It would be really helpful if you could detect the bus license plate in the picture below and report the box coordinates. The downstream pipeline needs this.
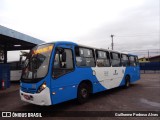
[23,94,31,100]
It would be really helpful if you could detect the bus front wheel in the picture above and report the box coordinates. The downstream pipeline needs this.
[77,83,89,104]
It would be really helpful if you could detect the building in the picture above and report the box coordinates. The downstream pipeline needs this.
[149,55,160,62]
[139,55,160,63]
[0,25,45,87]
[0,25,44,63]
[138,57,150,63]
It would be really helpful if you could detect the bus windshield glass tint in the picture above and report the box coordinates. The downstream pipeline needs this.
[22,44,53,80]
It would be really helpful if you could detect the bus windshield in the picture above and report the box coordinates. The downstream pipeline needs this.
[22,44,53,81]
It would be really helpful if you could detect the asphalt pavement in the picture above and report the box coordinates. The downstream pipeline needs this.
[0,73,160,120]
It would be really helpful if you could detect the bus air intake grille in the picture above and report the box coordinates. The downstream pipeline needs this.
[21,87,36,94]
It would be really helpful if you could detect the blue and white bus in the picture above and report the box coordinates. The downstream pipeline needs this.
[20,41,140,106]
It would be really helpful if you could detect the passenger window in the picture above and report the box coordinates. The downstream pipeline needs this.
[135,56,139,66]
[75,47,95,67]
[129,56,136,66]
[53,48,74,78]
[121,54,129,66]
[96,50,110,67]
[110,52,121,67]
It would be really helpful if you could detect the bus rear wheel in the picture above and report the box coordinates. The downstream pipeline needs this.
[77,83,89,104]
[125,75,130,88]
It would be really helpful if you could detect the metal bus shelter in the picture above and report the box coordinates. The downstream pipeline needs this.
[0,25,44,89]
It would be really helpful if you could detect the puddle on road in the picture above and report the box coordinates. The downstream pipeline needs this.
[140,98,160,108]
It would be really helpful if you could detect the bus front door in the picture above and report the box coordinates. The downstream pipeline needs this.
[50,46,77,104]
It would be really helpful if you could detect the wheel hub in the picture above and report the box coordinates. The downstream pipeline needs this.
[81,88,87,98]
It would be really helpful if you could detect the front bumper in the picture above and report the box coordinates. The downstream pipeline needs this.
[20,87,51,106]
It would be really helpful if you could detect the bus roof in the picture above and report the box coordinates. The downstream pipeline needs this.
[38,41,137,56]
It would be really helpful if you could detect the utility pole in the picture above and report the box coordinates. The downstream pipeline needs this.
[111,34,114,50]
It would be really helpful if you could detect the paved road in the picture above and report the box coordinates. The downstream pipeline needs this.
[0,74,160,119]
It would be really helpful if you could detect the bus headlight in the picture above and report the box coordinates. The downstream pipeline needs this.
[37,82,46,93]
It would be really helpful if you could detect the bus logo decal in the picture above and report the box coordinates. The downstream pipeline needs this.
[113,70,118,75]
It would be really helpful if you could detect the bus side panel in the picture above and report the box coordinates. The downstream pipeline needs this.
[119,66,132,86]
[132,65,140,82]
[136,65,140,80]
[51,65,140,105]
[129,66,140,83]
[10,70,22,81]
[92,66,127,90]
[76,68,109,93]
[50,67,107,105]
[50,71,78,105]
[119,66,140,86]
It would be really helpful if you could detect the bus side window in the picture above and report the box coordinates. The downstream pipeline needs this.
[110,52,121,67]
[135,56,139,66]
[53,48,74,78]
[96,50,110,67]
[121,54,129,67]
[75,47,95,67]
[129,56,136,66]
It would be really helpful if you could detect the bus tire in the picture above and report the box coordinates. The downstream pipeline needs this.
[125,75,130,88]
[77,83,90,104]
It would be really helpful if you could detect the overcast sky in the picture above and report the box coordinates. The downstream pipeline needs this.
[0,0,159,61]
